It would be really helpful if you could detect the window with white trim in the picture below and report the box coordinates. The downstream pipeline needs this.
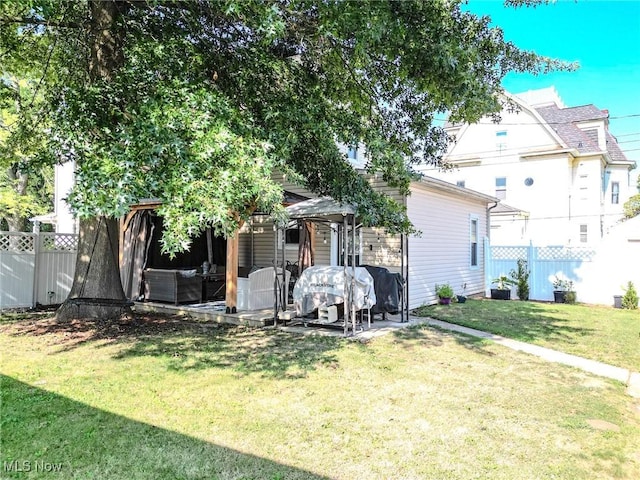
[470,216,479,268]
[495,130,507,153]
[579,224,588,243]
[495,177,506,200]
[579,174,588,200]
[611,182,620,204]
[285,227,299,245]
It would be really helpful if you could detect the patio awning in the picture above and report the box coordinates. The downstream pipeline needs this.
[285,197,356,223]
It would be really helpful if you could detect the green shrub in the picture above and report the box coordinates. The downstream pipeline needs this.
[509,259,530,301]
[621,281,638,310]
[435,283,454,299]
[563,291,577,304]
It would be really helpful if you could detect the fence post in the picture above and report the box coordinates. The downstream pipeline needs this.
[527,241,535,300]
[32,232,41,309]
[484,236,491,298]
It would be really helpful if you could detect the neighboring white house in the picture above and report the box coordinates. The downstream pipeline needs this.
[422,87,637,246]
[575,215,640,305]
[32,161,77,234]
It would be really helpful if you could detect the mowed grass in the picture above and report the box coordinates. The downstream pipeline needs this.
[1,313,640,479]
[414,298,640,372]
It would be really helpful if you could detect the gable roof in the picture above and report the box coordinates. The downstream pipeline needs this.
[285,196,356,223]
[414,175,499,204]
[535,104,605,153]
[534,104,632,165]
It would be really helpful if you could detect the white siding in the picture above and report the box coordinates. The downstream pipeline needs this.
[238,171,491,310]
[406,185,488,308]
[54,161,77,233]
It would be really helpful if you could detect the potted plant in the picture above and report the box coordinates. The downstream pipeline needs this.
[490,275,515,300]
[456,283,467,304]
[435,283,455,305]
[552,276,576,304]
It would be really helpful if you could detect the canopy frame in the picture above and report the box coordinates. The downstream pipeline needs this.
[276,197,363,335]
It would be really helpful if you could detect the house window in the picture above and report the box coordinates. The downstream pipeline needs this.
[495,177,507,200]
[496,130,507,153]
[470,216,479,268]
[456,180,466,188]
[579,174,588,200]
[611,182,619,204]
[579,224,588,243]
[347,147,358,160]
[285,227,299,245]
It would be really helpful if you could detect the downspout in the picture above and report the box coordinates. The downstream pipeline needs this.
[486,201,499,298]
[487,201,499,243]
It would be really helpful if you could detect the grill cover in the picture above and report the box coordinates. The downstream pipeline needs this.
[293,266,376,316]
[362,265,404,314]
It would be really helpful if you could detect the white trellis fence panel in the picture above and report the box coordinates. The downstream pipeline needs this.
[0,233,36,309]
[486,241,598,302]
[35,233,79,306]
[0,232,78,310]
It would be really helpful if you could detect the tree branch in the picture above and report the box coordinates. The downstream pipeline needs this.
[0,17,81,29]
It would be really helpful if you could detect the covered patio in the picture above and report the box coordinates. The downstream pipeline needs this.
[133,299,415,340]
[122,195,408,337]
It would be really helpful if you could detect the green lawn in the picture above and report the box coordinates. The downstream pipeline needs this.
[1,312,639,479]
[414,298,640,372]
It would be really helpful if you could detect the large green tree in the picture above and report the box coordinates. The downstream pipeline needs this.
[0,75,54,232]
[1,0,569,320]
[0,17,55,232]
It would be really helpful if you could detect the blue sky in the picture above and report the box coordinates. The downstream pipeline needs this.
[463,0,640,168]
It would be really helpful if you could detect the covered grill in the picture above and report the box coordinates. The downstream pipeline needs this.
[292,266,376,317]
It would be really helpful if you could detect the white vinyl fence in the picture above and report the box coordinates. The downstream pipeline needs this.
[0,232,78,310]
[485,238,640,305]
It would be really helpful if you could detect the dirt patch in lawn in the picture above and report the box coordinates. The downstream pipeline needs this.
[0,311,228,349]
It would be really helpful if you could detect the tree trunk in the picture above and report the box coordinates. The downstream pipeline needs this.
[56,1,131,322]
[56,216,131,321]
[3,166,29,232]
[5,215,27,233]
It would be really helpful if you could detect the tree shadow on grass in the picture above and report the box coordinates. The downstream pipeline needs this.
[390,323,497,357]
[414,299,597,345]
[1,375,329,480]
[0,313,343,379]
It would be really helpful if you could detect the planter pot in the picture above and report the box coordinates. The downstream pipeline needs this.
[490,289,511,300]
[439,297,452,305]
[456,295,467,304]
[553,290,566,303]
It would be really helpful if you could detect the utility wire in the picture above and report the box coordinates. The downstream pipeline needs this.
[493,211,634,221]
[445,139,637,160]
[434,113,640,125]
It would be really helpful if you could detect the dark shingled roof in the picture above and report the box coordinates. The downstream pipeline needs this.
[535,104,629,162]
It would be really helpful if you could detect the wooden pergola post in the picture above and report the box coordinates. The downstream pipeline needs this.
[225,229,239,313]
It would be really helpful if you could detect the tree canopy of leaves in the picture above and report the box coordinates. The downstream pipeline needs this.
[0,2,55,231]
[1,0,570,253]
